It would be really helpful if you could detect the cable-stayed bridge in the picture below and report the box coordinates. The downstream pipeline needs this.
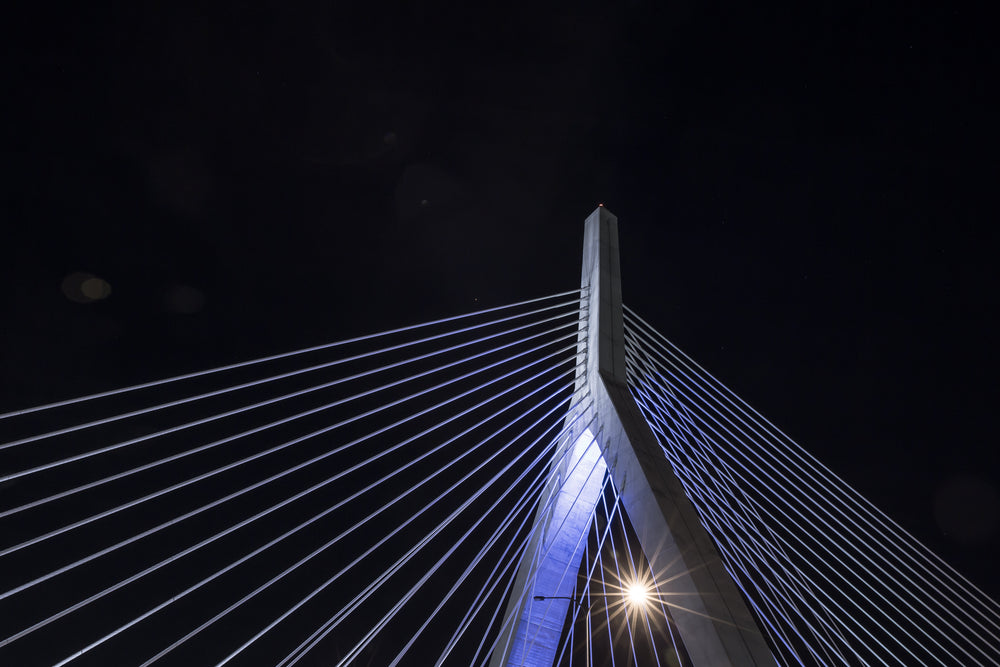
[1,208,998,666]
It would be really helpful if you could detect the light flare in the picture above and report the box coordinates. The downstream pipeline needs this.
[626,582,650,608]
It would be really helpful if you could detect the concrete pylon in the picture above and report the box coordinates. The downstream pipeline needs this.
[490,207,776,666]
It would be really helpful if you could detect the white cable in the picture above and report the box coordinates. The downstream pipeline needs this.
[0,290,583,420]
[625,326,999,662]
[2,351,580,648]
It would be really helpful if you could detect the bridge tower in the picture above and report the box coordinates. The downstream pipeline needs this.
[490,207,777,666]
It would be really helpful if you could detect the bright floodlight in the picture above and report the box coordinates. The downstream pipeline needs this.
[626,582,650,607]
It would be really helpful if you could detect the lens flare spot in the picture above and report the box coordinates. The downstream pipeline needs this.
[80,277,111,300]
[61,272,111,303]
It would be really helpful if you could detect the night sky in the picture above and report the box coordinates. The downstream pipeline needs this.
[4,0,998,651]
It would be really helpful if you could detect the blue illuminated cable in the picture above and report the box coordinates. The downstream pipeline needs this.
[256,389,598,667]
[437,415,603,667]
[568,488,624,660]
[468,522,555,667]
[582,492,624,665]
[166,399,591,667]
[310,424,606,667]
[626,345,852,664]
[624,317,1000,640]
[550,505,605,667]
[632,387,849,666]
[613,481,689,667]
[552,548,587,667]
[268,409,602,667]
[572,581,580,667]
[626,362,855,663]
[625,306,1000,624]
[435,413,598,665]
[387,414,601,666]
[648,550,684,667]
[627,349,934,665]
[573,574,580,667]
[540,486,621,664]
[472,451,619,667]
[432,411,600,667]
[22,352,582,658]
[0,289,583,420]
[637,605,659,666]
[515,436,611,657]
[0,332,578,563]
[600,376,812,667]
[599,485,639,665]
[611,485,666,667]
[626,349,956,664]
[640,411,917,667]
[0,345,579,616]
[3,313,581,481]
[586,533,594,667]
[501,428,610,662]
[391,423,606,666]
[13,353,580,659]
[596,539,618,667]
[2,315,581,513]
[624,327,1000,660]
[317,423,604,667]
[116,377,590,667]
[626,341,851,657]
[600,488,656,667]
[552,490,621,664]
[491,468,611,667]
[628,381,847,666]
[0,307,580,453]
[11,353,582,658]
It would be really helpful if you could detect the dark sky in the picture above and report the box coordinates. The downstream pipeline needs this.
[3,0,998,651]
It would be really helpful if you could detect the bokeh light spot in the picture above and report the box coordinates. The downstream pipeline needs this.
[81,277,111,300]
[61,272,111,303]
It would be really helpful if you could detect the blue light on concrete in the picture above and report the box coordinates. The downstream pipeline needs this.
[505,428,607,665]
